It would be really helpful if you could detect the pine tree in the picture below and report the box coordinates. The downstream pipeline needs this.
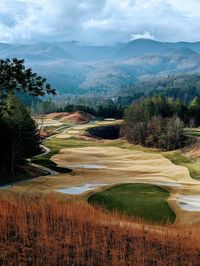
[0,58,56,178]
[1,95,41,176]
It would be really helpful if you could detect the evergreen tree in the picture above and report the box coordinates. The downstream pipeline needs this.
[0,58,56,179]
[189,97,200,125]
[1,95,41,177]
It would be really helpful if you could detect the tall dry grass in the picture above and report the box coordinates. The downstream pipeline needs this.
[0,194,200,266]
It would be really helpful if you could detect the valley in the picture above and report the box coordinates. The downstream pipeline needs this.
[2,113,200,225]
[2,1,200,264]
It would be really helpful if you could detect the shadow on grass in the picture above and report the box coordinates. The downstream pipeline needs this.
[33,156,72,173]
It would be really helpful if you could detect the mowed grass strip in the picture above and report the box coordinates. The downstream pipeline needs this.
[88,183,175,224]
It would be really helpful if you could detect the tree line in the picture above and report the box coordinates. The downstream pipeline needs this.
[31,100,124,119]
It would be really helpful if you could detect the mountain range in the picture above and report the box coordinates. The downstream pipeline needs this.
[1,39,200,94]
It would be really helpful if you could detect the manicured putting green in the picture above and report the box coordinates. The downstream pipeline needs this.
[88,183,175,223]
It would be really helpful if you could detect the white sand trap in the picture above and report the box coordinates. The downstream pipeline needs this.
[67,130,80,134]
[152,181,182,188]
[69,164,106,169]
[56,134,72,139]
[177,195,200,211]
[104,118,116,121]
[44,120,63,126]
[56,183,108,195]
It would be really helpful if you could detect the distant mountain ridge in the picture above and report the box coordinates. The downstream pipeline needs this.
[1,39,200,94]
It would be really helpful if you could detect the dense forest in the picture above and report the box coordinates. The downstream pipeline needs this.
[30,73,200,116]
[118,74,200,105]
[123,96,200,150]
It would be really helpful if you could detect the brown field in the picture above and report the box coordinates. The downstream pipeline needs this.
[1,194,200,266]
[34,111,94,126]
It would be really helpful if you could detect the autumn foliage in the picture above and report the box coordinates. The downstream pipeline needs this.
[0,194,200,265]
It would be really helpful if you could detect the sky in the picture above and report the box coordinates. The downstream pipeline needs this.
[0,0,200,44]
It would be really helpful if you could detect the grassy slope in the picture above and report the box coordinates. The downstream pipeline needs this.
[88,183,175,224]
[32,137,100,172]
[32,138,74,173]
[163,151,200,180]
[106,139,200,182]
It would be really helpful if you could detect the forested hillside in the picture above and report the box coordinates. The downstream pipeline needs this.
[1,40,200,94]
[118,74,200,104]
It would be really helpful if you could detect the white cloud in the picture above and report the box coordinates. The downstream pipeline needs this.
[0,0,200,44]
[130,32,155,41]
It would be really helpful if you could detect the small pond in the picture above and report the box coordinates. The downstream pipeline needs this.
[87,125,121,140]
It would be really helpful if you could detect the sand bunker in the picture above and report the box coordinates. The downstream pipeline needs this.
[151,181,182,188]
[56,183,108,195]
[177,195,200,211]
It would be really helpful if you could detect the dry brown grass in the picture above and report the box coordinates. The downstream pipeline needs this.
[1,194,200,266]
[40,111,94,124]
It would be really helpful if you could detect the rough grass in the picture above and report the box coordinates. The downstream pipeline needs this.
[32,137,98,173]
[32,138,73,173]
[164,151,200,180]
[0,195,200,266]
[43,137,158,152]
[88,183,175,224]
[43,123,72,132]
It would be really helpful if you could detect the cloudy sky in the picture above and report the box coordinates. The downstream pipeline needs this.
[0,0,200,44]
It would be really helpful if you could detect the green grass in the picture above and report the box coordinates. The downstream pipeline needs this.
[88,183,175,224]
[43,123,73,132]
[183,128,200,137]
[163,151,200,181]
[32,138,75,173]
